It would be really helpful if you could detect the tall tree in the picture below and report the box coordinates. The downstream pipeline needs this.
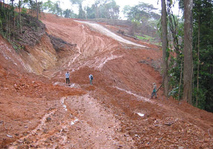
[161,0,169,97]
[192,0,213,111]
[86,5,96,19]
[123,2,160,22]
[70,0,85,19]
[25,0,42,19]
[193,0,201,107]
[42,0,62,16]
[86,0,119,19]
[183,0,193,104]
[103,0,119,19]
[63,9,71,18]
[42,0,54,11]
[63,9,76,18]
[35,0,38,19]
[123,2,160,38]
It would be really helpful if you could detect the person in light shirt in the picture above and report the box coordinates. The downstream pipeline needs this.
[65,71,70,85]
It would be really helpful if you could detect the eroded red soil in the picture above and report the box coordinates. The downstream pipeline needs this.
[0,13,212,148]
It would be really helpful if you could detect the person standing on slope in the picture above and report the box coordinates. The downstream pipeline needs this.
[89,74,93,85]
[65,71,70,85]
[151,83,157,99]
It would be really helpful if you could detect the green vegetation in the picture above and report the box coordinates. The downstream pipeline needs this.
[123,2,160,42]
[192,0,213,111]
[161,0,213,112]
[42,0,63,16]
[136,35,154,41]
[42,0,159,42]
[0,0,45,51]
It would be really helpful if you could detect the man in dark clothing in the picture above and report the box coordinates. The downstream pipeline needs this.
[89,74,93,85]
[151,83,157,99]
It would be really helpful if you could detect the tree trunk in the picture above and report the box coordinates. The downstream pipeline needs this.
[78,3,85,19]
[178,61,183,100]
[19,0,22,32]
[196,16,200,107]
[11,0,14,27]
[183,0,193,104]
[36,0,39,19]
[161,0,169,97]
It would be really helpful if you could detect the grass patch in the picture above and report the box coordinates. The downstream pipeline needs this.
[137,35,154,41]
[137,35,161,46]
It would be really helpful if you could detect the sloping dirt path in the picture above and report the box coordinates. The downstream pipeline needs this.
[114,86,213,131]
[75,20,147,48]
[8,93,135,148]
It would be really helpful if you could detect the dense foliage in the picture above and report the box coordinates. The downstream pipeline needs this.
[166,0,213,112]
[85,0,120,19]
[0,0,45,50]
[42,0,120,19]
[122,2,160,41]
[192,0,213,112]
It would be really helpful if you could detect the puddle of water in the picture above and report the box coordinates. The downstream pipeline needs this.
[137,113,145,117]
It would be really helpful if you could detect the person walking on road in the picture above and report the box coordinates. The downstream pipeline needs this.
[151,83,157,99]
[89,74,93,85]
[65,71,70,85]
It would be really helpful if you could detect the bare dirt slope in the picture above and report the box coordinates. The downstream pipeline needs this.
[0,13,213,148]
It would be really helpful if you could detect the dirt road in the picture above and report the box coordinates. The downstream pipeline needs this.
[75,20,147,48]
[8,93,135,148]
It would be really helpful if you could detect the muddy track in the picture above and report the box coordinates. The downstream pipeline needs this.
[75,20,147,48]
[8,93,135,149]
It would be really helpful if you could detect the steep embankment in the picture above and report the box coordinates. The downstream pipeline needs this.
[0,13,212,148]
[40,14,162,96]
